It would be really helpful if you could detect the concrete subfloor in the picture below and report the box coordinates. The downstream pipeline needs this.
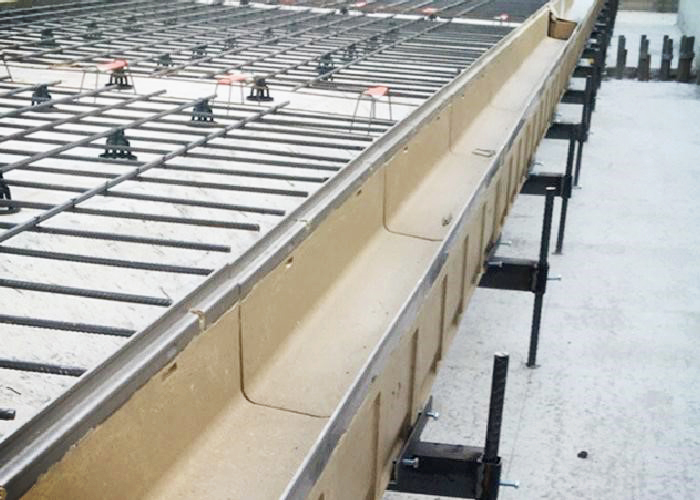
[385,75,700,498]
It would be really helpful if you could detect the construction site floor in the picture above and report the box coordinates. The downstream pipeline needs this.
[386,27,700,500]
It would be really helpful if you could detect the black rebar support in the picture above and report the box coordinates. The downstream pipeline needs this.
[31,84,52,107]
[191,98,215,124]
[39,28,56,47]
[157,53,173,68]
[99,129,137,160]
[247,76,273,101]
[108,68,132,89]
[317,53,335,81]
[85,21,100,40]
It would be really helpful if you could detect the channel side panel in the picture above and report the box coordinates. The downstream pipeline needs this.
[301,2,606,499]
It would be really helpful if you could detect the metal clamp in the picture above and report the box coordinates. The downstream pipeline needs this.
[388,354,511,499]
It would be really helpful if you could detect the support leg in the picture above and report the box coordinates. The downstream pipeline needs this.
[554,132,576,254]
[527,188,555,368]
[573,133,585,187]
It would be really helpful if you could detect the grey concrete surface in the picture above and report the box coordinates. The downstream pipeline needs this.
[385,77,700,499]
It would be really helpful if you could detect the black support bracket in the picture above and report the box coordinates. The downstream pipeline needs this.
[479,189,556,367]
[387,354,513,499]
[539,121,578,253]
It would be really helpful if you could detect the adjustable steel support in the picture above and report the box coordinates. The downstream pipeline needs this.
[479,189,557,368]
[572,64,598,112]
[561,74,594,140]
[521,144,574,253]
[548,116,585,187]
[387,354,513,499]
[582,44,603,90]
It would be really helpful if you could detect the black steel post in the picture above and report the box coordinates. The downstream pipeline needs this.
[582,75,594,137]
[616,35,626,79]
[554,132,576,254]
[678,36,696,83]
[660,36,673,81]
[527,188,555,368]
[638,35,650,81]
[594,46,603,90]
[483,353,509,462]
[573,127,585,187]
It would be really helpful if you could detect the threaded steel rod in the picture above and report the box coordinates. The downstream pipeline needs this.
[483,352,509,463]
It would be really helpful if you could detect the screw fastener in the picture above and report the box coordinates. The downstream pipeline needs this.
[401,457,420,469]
[500,480,520,489]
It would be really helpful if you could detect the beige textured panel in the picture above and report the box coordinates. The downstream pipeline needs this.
[241,172,440,417]
[24,308,242,500]
[387,30,568,242]
[144,403,326,500]
[243,227,438,417]
[413,279,445,415]
[375,330,417,480]
[467,214,485,288]
[241,173,383,394]
[443,241,465,336]
[383,106,452,234]
[23,305,327,500]
[309,395,382,500]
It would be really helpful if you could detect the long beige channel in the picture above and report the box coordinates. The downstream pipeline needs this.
[20,1,601,499]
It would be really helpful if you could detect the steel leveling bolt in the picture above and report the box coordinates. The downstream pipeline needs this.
[401,457,420,469]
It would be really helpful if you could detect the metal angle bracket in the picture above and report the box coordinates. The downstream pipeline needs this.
[479,188,557,367]
[387,354,515,499]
